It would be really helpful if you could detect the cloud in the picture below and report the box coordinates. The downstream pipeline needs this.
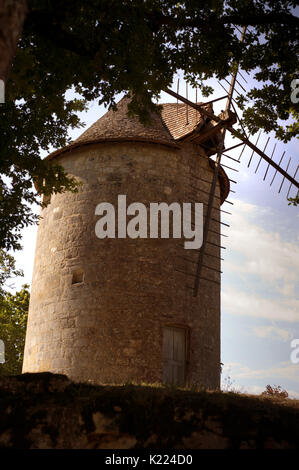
[222,286,299,322]
[221,361,299,398]
[223,361,299,385]
[286,389,299,399]
[252,325,293,342]
[222,199,299,322]
[237,383,299,399]
[225,199,299,291]
[241,384,266,395]
[277,283,295,297]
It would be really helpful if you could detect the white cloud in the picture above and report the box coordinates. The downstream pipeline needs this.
[252,325,293,342]
[225,199,299,291]
[220,199,299,399]
[221,361,299,397]
[222,199,299,322]
[277,283,295,297]
[222,286,298,322]
[241,384,266,395]
[224,360,299,385]
[286,389,299,399]
[234,383,299,400]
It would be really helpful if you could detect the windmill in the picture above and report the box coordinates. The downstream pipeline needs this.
[164,26,299,297]
[22,25,298,388]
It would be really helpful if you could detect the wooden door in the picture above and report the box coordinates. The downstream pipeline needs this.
[162,327,186,386]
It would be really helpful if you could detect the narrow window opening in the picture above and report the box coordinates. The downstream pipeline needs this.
[72,269,84,285]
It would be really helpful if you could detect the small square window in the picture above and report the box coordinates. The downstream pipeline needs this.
[72,269,84,285]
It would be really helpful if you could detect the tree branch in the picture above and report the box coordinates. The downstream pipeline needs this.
[24,11,95,59]
[148,10,299,29]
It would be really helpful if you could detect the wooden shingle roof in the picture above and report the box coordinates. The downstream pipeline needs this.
[74,96,177,148]
[47,97,178,161]
[161,102,212,140]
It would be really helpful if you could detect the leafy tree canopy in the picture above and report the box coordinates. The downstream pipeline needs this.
[0,249,29,375]
[0,0,299,251]
[0,284,29,375]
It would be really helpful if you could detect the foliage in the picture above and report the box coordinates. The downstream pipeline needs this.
[0,249,29,375]
[288,194,299,206]
[0,284,29,375]
[0,249,23,295]
[261,384,289,399]
[1,0,299,251]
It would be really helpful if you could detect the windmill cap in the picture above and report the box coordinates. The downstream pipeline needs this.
[45,96,230,202]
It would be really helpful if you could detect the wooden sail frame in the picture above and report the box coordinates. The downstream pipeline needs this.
[164,26,298,297]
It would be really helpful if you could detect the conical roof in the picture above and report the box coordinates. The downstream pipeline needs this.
[46,96,229,202]
[47,97,216,161]
[75,96,177,147]
[48,97,178,160]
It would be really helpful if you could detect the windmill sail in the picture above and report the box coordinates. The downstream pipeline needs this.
[165,88,299,191]
[164,26,298,297]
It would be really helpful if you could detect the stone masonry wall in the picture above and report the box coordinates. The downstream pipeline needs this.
[22,141,221,388]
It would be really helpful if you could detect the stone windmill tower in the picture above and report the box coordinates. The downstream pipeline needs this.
[22,96,230,389]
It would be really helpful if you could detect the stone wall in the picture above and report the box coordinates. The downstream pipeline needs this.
[1,373,299,449]
[23,140,221,388]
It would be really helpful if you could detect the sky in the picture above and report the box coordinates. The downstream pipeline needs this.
[10,71,299,398]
